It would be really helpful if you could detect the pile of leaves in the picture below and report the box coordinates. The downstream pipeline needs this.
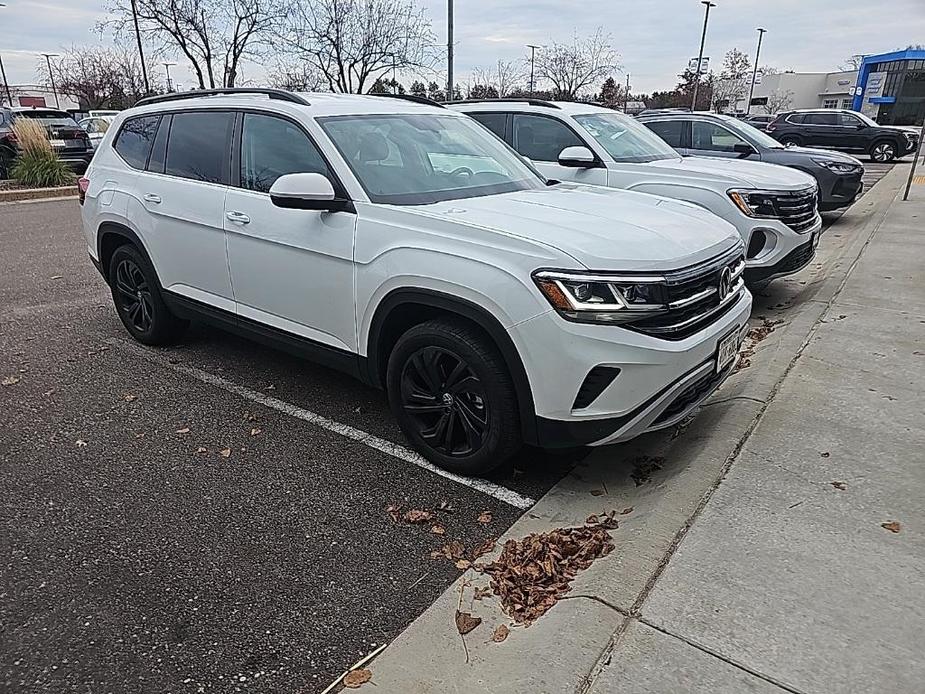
[477,513,619,625]
[737,318,784,371]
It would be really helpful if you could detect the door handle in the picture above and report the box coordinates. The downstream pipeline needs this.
[143,193,161,204]
[225,210,250,224]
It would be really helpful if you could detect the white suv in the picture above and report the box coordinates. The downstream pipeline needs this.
[449,100,823,285]
[79,89,752,475]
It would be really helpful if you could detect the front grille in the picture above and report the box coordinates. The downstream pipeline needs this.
[770,187,819,233]
[624,246,746,341]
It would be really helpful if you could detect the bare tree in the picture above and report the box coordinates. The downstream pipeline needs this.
[472,59,525,98]
[711,48,751,112]
[105,0,278,89]
[535,29,619,100]
[838,55,865,72]
[44,45,154,109]
[764,89,794,115]
[275,0,436,94]
[268,58,327,91]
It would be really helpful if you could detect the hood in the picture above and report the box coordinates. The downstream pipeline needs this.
[769,145,864,166]
[882,125,919,137]
[409,183,741,271]
[650,155,817,191]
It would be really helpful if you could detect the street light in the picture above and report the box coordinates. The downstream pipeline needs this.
[163,62,176,92]
[41,53,59,109]
[747,28,767,115]
[527,44,539,95]
[130,0,150,93]
[691,0,716,111]
[446,0,454,102]
[0,3,12,106]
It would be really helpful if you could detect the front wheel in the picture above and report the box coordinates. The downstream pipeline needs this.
[386,318,522,475]
[869,140,897,162]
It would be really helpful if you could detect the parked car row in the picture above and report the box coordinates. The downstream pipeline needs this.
[0,106,94,179]
[77,89,860,475]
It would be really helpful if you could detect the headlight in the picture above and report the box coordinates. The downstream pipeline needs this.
[727,189,779,218]
[533,270,668,324]
[811,158,860,174]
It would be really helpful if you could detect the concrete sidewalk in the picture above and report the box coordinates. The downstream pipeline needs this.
[348,164,923,694]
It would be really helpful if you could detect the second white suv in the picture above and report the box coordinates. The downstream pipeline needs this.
[450,100,823,285]
[79,89,751,475]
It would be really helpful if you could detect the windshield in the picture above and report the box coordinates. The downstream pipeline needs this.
[573,112,679,163]
[721,117,785,149]
[853,111,879,127]
[318,113,546,205]
[14,110,78,127]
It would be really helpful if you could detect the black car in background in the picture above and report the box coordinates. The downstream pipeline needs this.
[638,111,865,211]
[739,113,775,131]
[8,107,94,174]
[766,109,918,162]
[0,106,14,179]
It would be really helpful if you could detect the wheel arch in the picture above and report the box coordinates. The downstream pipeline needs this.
[366,288,538,446]
[96,222,155,285]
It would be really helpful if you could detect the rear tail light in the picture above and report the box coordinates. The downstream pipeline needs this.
[77,176,89,205]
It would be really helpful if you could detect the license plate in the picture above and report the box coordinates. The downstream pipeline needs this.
[716,329,739,373]
[50,139,65,148]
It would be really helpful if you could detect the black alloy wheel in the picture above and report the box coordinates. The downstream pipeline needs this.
[400,346,489,457]
[114,258,155,334]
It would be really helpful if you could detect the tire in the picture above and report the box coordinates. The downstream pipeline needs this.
[779,135,802,147]
[108,244,188,345]
[386,318,522,475]
[869,140,897,162]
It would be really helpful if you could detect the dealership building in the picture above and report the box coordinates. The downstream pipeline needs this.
[728,48,925,125]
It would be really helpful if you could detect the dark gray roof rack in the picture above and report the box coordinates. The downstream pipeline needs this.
[134,88,310,108]
[369,92,444,108]
[446,98,561,109]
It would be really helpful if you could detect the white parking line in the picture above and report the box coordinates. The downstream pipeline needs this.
[107,338,536,510]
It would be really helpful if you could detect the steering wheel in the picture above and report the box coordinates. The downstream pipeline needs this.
[449,166,474,179]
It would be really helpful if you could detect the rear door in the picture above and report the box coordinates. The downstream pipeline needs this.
[136,110,236,312]
[510,113,608,186]
[835,112,868,152]
[801,111,839,148]
[223,111,357,352]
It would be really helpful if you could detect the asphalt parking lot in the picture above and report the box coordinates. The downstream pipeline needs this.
[0,161,898,693]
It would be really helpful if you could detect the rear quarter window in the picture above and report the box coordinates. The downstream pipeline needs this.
[114,115,161,170]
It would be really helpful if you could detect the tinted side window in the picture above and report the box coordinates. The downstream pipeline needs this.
[147,114,171,174]
[785,113,804,124]
[165,111,234,184]
[240,113,332,193]
[114,115,160,170]
[513,114,583,162]
[805,112,837,126]
[691,122,745,152]
[646,120,684,148]
[839,113,862,127]
[470,113,507,140]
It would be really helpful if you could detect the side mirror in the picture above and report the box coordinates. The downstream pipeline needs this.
[269,173,349,211]
[558,145,597,168]
[733,143,757,156]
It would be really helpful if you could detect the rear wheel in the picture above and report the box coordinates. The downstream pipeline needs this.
[387,318,521,475]
[109,244,187,345]
[869,140,897,162]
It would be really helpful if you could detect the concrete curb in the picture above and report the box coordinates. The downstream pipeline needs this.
[354,165,910,694]
[0,186,77,203]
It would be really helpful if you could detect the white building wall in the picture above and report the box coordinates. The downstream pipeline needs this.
[721,70,860,114]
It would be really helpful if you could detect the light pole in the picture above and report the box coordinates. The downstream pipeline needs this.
[747,28,767,114]
[0,4,13,106]
[163,62,175,92]
[446,0,454,101]
[42,53,59,109]
[527,44,539,95]
[625,72,630,112]
[130,0,150,93]
[691,0,716,111]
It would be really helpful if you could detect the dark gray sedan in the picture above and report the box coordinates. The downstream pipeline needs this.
[638,112,864,211]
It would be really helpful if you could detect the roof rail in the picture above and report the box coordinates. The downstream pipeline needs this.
[445,98,561,109]
[368,92,445,108]
[134,88,310,108]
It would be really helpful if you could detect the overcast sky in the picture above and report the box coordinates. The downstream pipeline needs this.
[2,0,924,94]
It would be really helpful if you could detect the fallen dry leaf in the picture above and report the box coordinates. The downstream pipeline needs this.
[342,668,372,688]
[438,500,455,513]
[473,586,492,601]
[385,504,402,522]
[881,521,901,534]
[244,412,258,422]
[491,624,510,643]
[123,394,137,402]
[430,524,446,535]
[471,538,496,560]
[1,375,21,386]
[431,540,466,561]
[454,611,481,635]
[477,510,493,524]
[620,507,634,515]
[219,448,232,458]
[830,481,847,491]
[75,439,88,447]
[175,427,190,434]
[455,559,472,570]
[590,489,604,497]
[403,509,434,524]
[250,427,262,436]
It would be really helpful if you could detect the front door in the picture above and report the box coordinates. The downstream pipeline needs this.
[223,112,357,353]
[511,113,609,186]
[801,111,839,148]
[687,120,760,160]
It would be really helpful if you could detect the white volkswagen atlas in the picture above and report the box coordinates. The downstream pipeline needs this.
[80,89,751,475]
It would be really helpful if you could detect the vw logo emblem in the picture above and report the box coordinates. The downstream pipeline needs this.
[718,267,732,301]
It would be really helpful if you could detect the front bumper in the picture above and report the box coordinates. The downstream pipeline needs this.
[744,233,818,284]
[511,289,752,448]
[743,214,822,281]
[817,169,864,211]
